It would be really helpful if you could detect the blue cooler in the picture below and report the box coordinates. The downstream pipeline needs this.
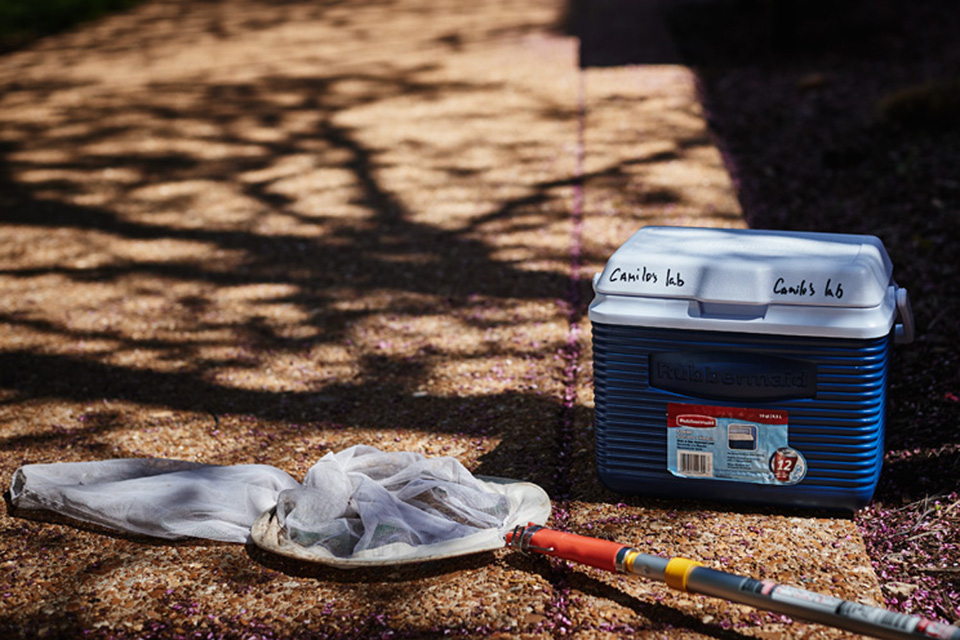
[589,227,914,510]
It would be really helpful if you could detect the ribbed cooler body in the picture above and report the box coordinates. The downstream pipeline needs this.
[593,323,890,510]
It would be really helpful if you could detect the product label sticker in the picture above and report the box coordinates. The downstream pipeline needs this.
[666,403,806,485]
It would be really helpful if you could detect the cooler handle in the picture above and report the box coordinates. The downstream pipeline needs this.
[894,285,914,344]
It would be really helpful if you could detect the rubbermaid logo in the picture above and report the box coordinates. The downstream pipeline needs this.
[675,414,717,428]
[649,351,817,401]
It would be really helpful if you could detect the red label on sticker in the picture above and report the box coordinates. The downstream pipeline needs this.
[668,403,788,427]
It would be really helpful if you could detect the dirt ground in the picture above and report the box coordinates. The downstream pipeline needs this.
[0,0,955,638]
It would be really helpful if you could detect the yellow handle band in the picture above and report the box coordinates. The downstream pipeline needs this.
[664,557,702,591]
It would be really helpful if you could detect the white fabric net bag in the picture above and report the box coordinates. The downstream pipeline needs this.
[10,445,550,568]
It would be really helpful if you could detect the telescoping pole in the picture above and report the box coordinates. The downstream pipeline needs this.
[506,524,960,640]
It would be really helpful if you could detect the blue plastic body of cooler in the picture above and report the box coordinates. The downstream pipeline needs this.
[592,323,890,510]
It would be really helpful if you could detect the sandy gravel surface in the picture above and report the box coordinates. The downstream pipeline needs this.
[0,0,908,637]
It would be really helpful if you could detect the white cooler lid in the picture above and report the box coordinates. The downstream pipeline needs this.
[589,227,908,340]
[593,227,892,308]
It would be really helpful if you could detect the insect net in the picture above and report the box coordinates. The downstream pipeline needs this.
[10,445,549,565]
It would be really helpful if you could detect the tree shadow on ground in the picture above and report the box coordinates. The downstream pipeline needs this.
[0,0,718,470]
[0,0,666,503]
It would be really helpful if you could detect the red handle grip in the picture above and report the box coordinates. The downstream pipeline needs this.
[508,525,626,572]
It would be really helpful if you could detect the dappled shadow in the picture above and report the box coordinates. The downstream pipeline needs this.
[0,21,579,426]
[0,0,716,475]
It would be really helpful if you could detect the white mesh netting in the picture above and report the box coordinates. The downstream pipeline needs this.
[276,446,511,556]
[10,445,550,565]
